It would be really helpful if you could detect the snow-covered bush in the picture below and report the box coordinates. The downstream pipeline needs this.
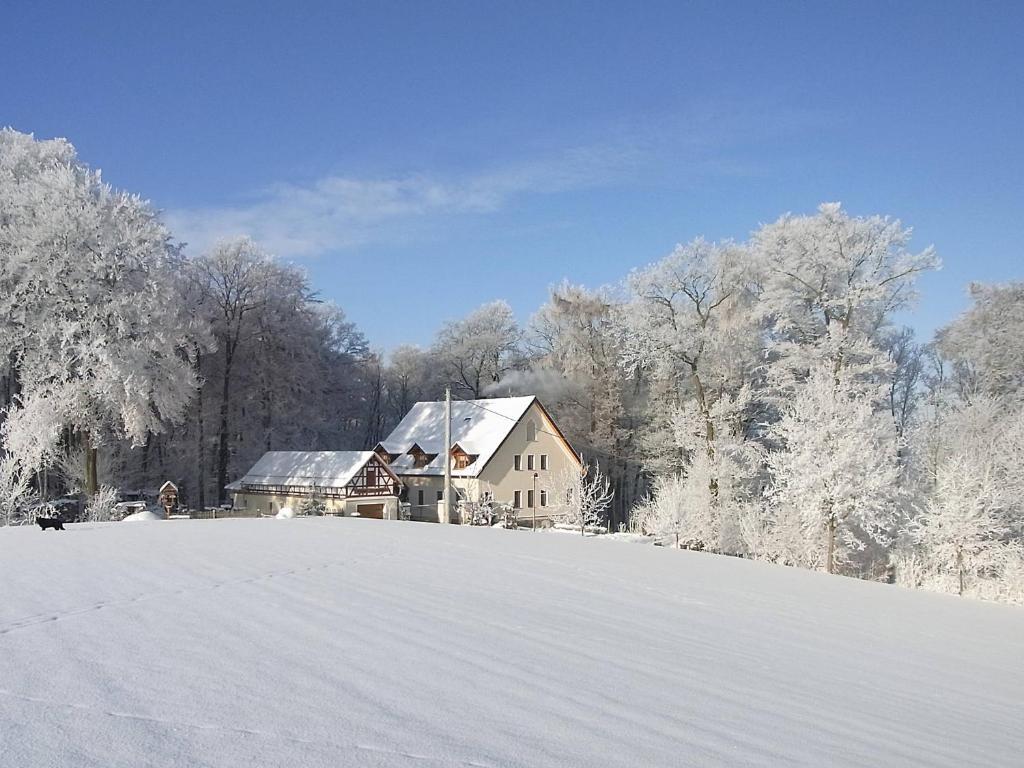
[299,497,326,516]
[85,485,120,522]
[0,454,39,527]
[458,498,507,526]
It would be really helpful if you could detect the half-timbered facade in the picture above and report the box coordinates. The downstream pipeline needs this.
[226,451,402,519]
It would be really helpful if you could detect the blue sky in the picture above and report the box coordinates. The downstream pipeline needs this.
[3,1,1021,351]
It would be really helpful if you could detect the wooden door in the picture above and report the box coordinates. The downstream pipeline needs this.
[355,503,384,519]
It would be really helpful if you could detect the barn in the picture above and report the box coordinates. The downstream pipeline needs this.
[225,451,402,519]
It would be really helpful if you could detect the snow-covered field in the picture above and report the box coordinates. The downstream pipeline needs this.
[1,518,1021,768]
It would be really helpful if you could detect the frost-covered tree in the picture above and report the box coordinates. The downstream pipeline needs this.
[763,365,902,573]
[190,238,285,505]
[754,202,938,384]
[384,344,444,425]
[911,453,1009,595]
[936,282,1024,398]
[631,476,688,549]
[616,239,761,476]
[432,300,522,396]
[553,462,614,535]
[904,396,1024,597]
[0,453,38,526]
[186,239,374,504]
[884,327,927,448]
[0,129,205,493]
[524,283,643,526]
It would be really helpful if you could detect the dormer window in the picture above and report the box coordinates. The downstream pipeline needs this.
[452,444,475,468]
[409,446,436,469]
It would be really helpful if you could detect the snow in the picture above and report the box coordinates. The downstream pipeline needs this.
[275,506,295,519]
[121,509,165,522]
[226,450,380,492]
[379,395,535,476]
[1,518,1021,768]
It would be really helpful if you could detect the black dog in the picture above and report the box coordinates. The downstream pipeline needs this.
[37,517,65,531]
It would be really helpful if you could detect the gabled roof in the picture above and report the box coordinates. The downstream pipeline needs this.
[379,395,537,477]
[225,451,392,491]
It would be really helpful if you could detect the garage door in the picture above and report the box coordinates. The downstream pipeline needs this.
[355,503,384,519]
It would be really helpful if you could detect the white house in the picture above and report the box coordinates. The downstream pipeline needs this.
[375,395,581,524]
[226,451,402,519]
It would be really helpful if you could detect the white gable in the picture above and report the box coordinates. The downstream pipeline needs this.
[227,451,379,490]
[380,396,536,477]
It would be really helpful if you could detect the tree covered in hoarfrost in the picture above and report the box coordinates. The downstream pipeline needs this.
[631,475,699,549]
[385,344,444,423]
[523,283,643,528]
[903,396,1024,598]
[755,202,938,387]
[180,238,372,507]
[615,239,762,494]
[936,282,1024,399]
[552,462,614,535]
[0,129,205,493]
[432,300,522,397]
[762,365,902,573]
[0,451,38,526]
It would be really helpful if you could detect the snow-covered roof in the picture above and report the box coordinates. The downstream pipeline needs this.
[379,395,536,477]
[227,451,380,490]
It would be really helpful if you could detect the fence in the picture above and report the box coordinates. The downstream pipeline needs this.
[187,507,263,520]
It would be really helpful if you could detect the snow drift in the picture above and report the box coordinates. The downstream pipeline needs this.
[122,509,165,522]
[0,518,1021,767]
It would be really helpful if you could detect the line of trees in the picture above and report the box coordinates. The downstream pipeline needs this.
[2,129,1021,603]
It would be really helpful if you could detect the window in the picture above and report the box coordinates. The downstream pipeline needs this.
[411,448,435,469]
[366,466,377,487]
[526,420,537,441]
[540,490,547,507]
[417,489,424,506]
[514,455,522,471]
[540,454,548,471]
[513,490,522,509]
[527,489,535,509]
[437,490,443,501]
[527,454,535,471]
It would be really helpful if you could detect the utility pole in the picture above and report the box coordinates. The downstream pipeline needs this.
[442,385,452,524]
[532,471,538,531]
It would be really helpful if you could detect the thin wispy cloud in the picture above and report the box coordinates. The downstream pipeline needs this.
[166,102,823,258]
[166,141,647,258]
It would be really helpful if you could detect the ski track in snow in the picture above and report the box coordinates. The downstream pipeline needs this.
[1,517,1022,768]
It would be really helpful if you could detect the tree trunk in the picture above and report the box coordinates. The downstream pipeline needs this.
[826,518,837,574]
[83,430,98,498]
[196,357,206,511]
[262,384,273,452]
[689,364,719,501]
[216,347,234,506]
[956,547,965,596]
